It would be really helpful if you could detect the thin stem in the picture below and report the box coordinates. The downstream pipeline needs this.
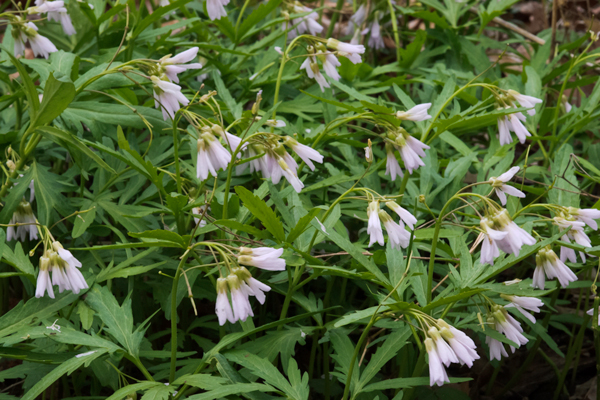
[169,252,189,383]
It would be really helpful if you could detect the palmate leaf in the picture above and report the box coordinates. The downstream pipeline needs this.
[84,285,146,358]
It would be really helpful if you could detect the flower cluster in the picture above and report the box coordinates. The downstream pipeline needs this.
[215,247,285,325]
[533,246,577,289]
[33,0,75,35]
[36,242,87,298]
[479,209,536,265]
[282,2,323,39]
[488,166,525,206]
[554,207,600,263]
[495,90,542,146]
[485,303,538,360]
[7,200,38,242]
[424,319,479,386]
[366,200,416,249]
[385,122,431,180]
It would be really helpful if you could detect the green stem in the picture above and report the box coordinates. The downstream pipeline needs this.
[387,0,401,63]
[341,317,378,400]
[172,120,181,195]
[0,131,40,200]
[325,0,344,38]
[124,354,155,382]
[169,253,188,383]
[234,0,252,40]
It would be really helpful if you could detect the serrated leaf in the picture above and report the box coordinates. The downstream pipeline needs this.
[235,186,285,242]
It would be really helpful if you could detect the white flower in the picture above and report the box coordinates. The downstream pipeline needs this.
[364,20,384,50]
[344,4,367,35]
[265,119,286,128]
[196,131,232,181]
[35,256,54,299]
[428,327,458,367]
[562,98,572,113]
[554,217,591,263]
[379,210,410,249]
[206,0,229,20]
[586,307,600,326]
[438,320,480,367]
[492,209,536,256]
[274,46,283,55]
[493,308,528,354]
[238,247,286,271]
[227,274,253,322]
[396,134,430,175]
[367,201,384,247]
[386,201,417,230]
[234,267,271,304]
[507,89,543,116]
[485,334,508,361]
[30,1,66,14]
[320,51,341,81]
[385,148,403,181]
[278,158,304,193]
[489,166,526,205]
[479,218,508,266]
[566,207,600,231]
[160,47,203,83]
[497,115,512,146]
[533,247,577,289]
[151,76,189,120]
[13,22,58,59]
[395,103,432,121]
[300,56,329,92]
[286,5,323,39]
[284,137,323,171]
[503,295,544,323]
[424,338,450,387]
[508,113,531,144]
[36,0,77,37]
[215,278,235,325]
[326,38,365,64]
[210,124,244,152]
[7,201,38,242]
[47,243,87,295]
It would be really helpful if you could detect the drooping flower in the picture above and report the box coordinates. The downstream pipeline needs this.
[226,273,254,322]
[265,119,286,128]
[379,210,411,249]
[395,131,430,175]
[486,306,528,360]
[206,0,230,20]
[30,0,66,14]
[502,294,544,323]
[492,209,536,256]
[35,255,54,299]
[319,51,341,81]
[344,4,367,36]
[196,129,232,181]
[385,201,417,230]
[566,207,600,231]
[12,21,58,59]
[424,338,450,387]
[364,19,384,50]
[234,266,271,304]
[533,246,577,289]
[488,166,526,205]
[285,3,323,39]
[192,205,208,228]
[395,103,432,122]
[428,327,459,367]
[47,242,88,295]
[326,38,365,64]
[159,47,203,83]
[437,320,480,367]
[554,216,591,263]
[215,277,235,325]
[7,200,38,242]
[300,54,329,92]
[506,89,543,116]
[151,76,189,120]
[385,144,403,181]
[367,201,384,247]
[237,247,286,271]
[479,217,508,266]
[283,137,323,171]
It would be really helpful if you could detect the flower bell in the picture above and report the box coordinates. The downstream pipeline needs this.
[488,166,525,205]
[7,200,38,242]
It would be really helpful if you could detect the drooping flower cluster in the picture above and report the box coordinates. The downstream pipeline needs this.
[206,0,230,21]
[495,90,543,146]
[215,247,285,325]
[11,18,58,59]
[532,246,577,289]
[479,209,536,265]
[234,134,323,193]
[196,126,233,181]
[299,40,365,92]
[485,305,534,361]
[553,207,600,263]
[36,242,88,298]
[502,294,544,323]
[282,2,323,39]
[7,200,38,242]
[385,125,431,180]
[365,200,416,249]
[425,319,479,386]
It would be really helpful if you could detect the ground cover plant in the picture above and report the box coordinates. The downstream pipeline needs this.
[1,0,600,399]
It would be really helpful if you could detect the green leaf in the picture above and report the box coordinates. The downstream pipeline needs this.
[128,230,186,247]
[36,126,116,174]
[72,200,97,238]
[105,382,163,400]
[237,0,283,41]
[34,73,76,127]
[287,209,320,244]
[212,219,272,239]
[77,301,95,330]
[131,0,193,39]
[84,285,145,358]
[173,373,228,389]
[1,45,39,119]
[0,169,34,225]
[1,242,36,284]
[140,384,176,400]
[186,383,276,400]
[400,30,427,68]
[21,349,107,400]
[235,186,285,242]
[363,377,472,392]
